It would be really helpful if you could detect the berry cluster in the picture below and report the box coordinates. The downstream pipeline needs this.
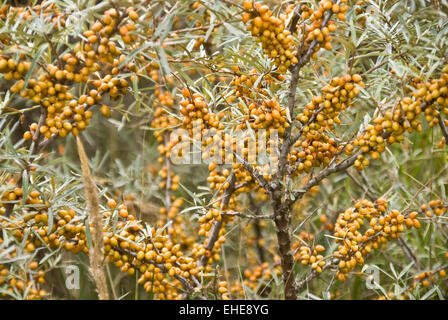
[189,2,221,49]
[234,261,282,296]
[333,198,419,281]
[413,269,447,288]
[296,1,349,59]
[0,55,31,82]
[246,98,289,135]
[421,200,447,218]
[104,205,198,300]
[151,89,178,143]
[290,74,364,174]
[231,69,283,101]
[353,65,448,170]
[149,89,192,248]
[0,262,46,300]
[294,244,326,273]
[0,188,202,300]
[3,8,143,144]
[242,1,297,73]
[216,280,230,300]
[180,88,222,133]
[0,2,65,28]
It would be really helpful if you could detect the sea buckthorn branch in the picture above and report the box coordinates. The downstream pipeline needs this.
[271,195,297,299]
[13,6,140,148]
[342,66,448,172]
[289,98,433,204]
[169,22,225,35]
[3,105,49,218]
[274,72,364,299]
[410,268,448,296]
[234,181,252,191]
[103,209,202,299]
[379,230,448,298]
[230,149,273,193]
[249,194,267,263]
[346,171,422,271]
[347,175,422,272]
[276,4,341,188]
[360,50,409,77]
[31,107,48,145]
[280,104,327,178]
[295,198,423,290]
[235,0,350,300]
[291,150,362,204]
[279,10,334,181]
[163,133,174,230]
[289,105,326,149]
[296,6,334,68]
[198,172,236,268]
[287,5,303,34]
[296,259,335,290]
[114,246,205,299]
[274,146,360,298]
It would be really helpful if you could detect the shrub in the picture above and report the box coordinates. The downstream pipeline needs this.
[0,0,447,300]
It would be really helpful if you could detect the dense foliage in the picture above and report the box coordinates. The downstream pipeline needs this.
[1,0,448,300]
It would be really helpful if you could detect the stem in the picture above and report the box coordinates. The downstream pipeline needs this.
[44,33,63,70]
[249,194,267,263]
[163,133,174,240]
[198,172,236,268]
[398,236,421,271]
[269,8,335,302]
[273,198,297,300]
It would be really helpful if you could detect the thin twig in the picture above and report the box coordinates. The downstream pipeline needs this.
[44,33,63,70]
[198,173,236,268]
[397,236,421,271]
[347,170,377,200]
[361,51,409,77]
[230,149,273,193]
